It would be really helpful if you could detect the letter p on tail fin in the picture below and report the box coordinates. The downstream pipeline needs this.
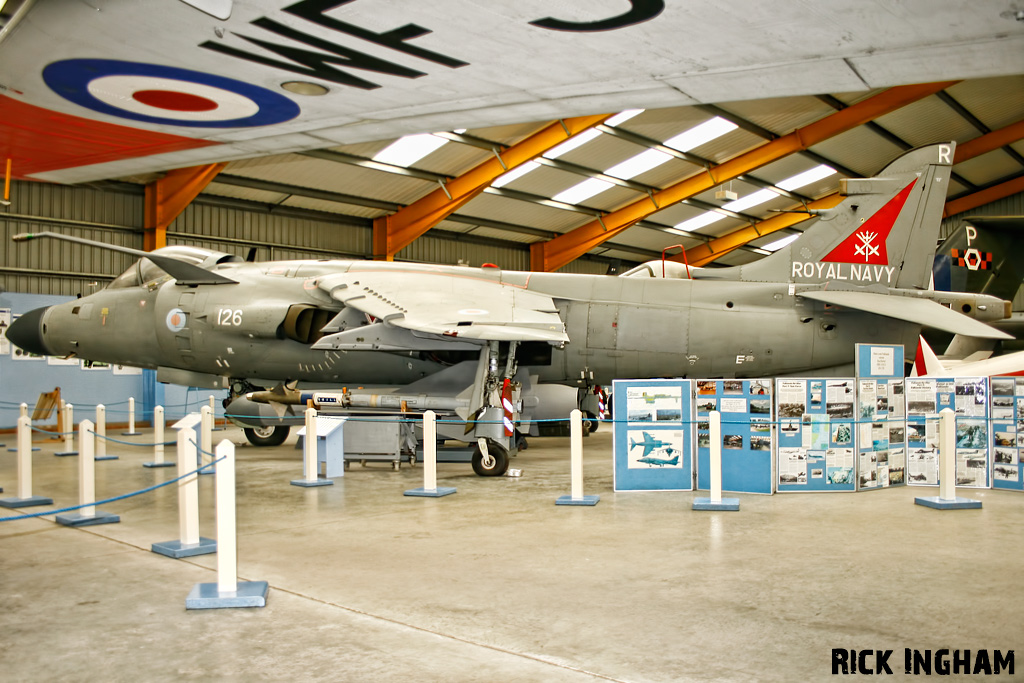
[742,142,954,288]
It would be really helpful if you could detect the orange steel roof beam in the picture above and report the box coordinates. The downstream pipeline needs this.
[687,117,1024,265]
[943,175,1024,218]
[372,114,613,260]
[530,81,957,272]
[144,162,226,251]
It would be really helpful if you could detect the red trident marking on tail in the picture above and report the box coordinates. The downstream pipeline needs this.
[822,179,918,265]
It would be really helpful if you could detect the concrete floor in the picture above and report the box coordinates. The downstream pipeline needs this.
[1,426,1022,682]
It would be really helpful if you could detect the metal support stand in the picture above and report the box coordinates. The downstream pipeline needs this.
[186,440,268,609]
[915,408,981,510]
[694,410,740,511]
[556,409,598,505]
[56,420,119,526]
[405,411,456,497]
[291,407,334,487]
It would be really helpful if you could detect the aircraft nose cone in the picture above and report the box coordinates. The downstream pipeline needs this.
[6,306,52,356]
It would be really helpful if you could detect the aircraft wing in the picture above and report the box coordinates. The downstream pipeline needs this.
[316,272,568,345]
[798,290,1013,340]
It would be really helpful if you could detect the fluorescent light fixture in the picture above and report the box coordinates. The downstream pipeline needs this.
[664,117,738,152]
[605,148,673,180]
[543,129,601,159]
[492,161,540,188]
[605,109,644,127]
[721,188,779,213]
[777,164,836,191]
[552,178,615,205]
[372,133,447,166]
[761,233,801,252]
[672,211,727,233]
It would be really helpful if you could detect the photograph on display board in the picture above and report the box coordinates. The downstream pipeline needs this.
[889,381,905,417]
[826,380,854,418]
[627,430,684,469]
[958,451,988,486]
[625,385,681,423]
[907,379,936,414]
[908,447,938,484]
[956,418,987,449]
[697,380,717,395]
[992,378,1014,396]
[859,380,876,420]
[750,380,770,396]
[955,378,987,416]
[723,380,743,395]
[995,465,1019,481]
[696,398,717,413]
[749,399,770,415]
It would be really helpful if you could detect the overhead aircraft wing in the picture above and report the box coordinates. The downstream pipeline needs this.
[316,272,568,345]
[798,289,1012,340]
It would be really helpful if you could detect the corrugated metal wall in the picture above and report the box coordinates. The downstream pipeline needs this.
[941,190,1024,309]
[2,180,617,295]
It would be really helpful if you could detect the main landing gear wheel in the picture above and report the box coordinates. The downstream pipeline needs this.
[243,425,290,447]
[472,441,509,477]
[583,411,599,433]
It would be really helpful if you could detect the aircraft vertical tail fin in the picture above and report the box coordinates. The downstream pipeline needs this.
[911,336,946,377]
[932,216,1024,302]
[739,142,954,289]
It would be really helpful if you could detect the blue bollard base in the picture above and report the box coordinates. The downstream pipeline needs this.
[693,497,741,511]
[55,510,120,526]
[556,494,600,506]
[915,495,982,510]
[8,447,41,452]
[121,431,141,437]
[94,455,119,461]
[405,486,457,497]
[186,581,268,609]
[55,450,79,457]
[0,495,54,509]
[143,461,176,468]
[151,537,217,558]
[290,478,334,487]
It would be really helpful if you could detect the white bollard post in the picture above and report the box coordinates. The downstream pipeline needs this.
[94,404,117,460]
[216,440,238,594]
[556,409,599,505]
[55,420,117,525]
[404,410,455,497]
[55,403,78,456]
[144,406,173,468]
[151,416,216,557]
[19,402,27,419]
[938,409,956,502]
[0,416,53,508]
[122,397,141,436]
[710,410,723,504]
[185,439,268,608]
[694,410,739,511]
[915,407,981,509]
[199,405,214,474]
[291,407,333,487]
[8,402,37,453]
[208,396,224,431]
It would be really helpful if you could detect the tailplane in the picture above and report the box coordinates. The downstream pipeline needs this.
[740,142,954,289]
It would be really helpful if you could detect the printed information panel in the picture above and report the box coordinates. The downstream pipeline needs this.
[776,378,856,492]
[613,379,693,492]
[906,377,989,488]
[695,379,773,494]
[990,376,1023,492]
[856,378,907,490]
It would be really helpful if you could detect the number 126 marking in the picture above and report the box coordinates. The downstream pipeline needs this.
[217,308,243,326]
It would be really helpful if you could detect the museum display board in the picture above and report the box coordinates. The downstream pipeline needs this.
[906,377,989,488]
[855,378,907,489]
[989,376,1024,492]
[775,378,857,492]
[612,379,694,491]
[694,379,773,494]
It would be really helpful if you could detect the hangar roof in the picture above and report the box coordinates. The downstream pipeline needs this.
[182,75,1024,270]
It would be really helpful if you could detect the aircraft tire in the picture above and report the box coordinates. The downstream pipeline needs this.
[243,425,290,447]
[472,442,509,477]
[583,411,599,433]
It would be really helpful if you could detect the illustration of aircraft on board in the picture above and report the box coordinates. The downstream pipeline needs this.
[7,142,1017,474]
[0,1,1019,184]
[636,451,680,467]
[629,432,673,458]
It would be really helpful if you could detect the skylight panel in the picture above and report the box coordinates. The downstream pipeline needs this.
[663,117,738,152]
[777,164,836,191]
[604,109,644,127]
[372,133,447,166]
[552,178,615,205]
[761,233,801,252]
[671,211,727,234]
[492,161,540,188]
[605,148,673,180]
[543,128,602,159]
[721,188,779,213]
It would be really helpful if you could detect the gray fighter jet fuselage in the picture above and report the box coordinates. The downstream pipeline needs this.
[7,143,1013,398]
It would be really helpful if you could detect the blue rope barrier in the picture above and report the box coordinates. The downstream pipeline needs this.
[0,454,225,523]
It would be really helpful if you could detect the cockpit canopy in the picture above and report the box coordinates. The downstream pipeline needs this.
[108,246,242,289]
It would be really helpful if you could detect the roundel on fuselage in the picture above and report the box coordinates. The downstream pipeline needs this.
[43,59,300,128]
